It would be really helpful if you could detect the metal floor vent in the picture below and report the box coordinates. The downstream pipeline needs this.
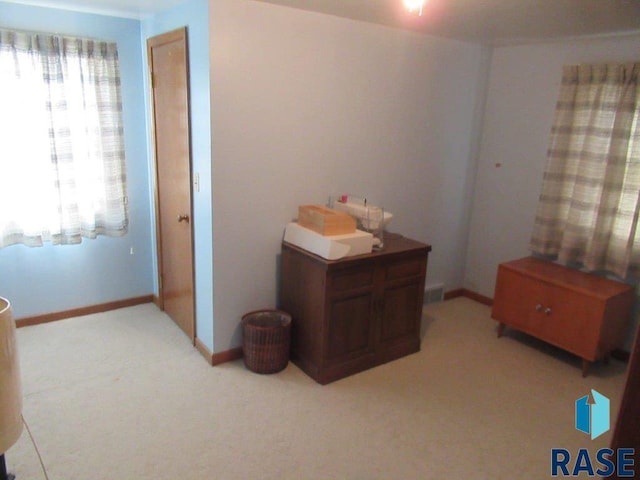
[424,283,444,304]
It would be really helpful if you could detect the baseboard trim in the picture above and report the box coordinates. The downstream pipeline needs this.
[443,288,464,301]
[195,337,214,365]
[194,339,243,366]
[444,288,493,306]
[15,295,154,328]
[212,346,243,366]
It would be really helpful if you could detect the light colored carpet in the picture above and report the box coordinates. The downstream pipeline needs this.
[5,297,628,479]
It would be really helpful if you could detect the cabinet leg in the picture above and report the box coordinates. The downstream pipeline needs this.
[582,359,590,378]
[497,323,506,338]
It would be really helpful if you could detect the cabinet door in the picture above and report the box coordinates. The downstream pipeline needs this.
[379,256,426,344]
[325,266,376,365]
[537,287,601,360]
[326,292,375,363]
[379,281,423,345]
[492,267,547,335]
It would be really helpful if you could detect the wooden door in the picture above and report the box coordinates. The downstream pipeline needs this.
[610,325,640,477]
[147,28,195,341]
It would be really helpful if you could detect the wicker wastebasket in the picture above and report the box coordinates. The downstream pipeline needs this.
[241,309,292,374]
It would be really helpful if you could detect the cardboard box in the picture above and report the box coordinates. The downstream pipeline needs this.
[298,205,356,236]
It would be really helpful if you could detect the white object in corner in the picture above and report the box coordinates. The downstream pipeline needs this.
[284,223,373,260]
[332,201,393,231]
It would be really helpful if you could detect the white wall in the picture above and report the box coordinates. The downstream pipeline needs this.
[209,0,489,351]
[464,33,640,347]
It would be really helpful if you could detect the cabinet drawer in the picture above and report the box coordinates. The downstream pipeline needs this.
[385,258,424,281]
[331,268,374,292]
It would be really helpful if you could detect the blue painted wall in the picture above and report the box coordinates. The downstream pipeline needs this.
[141,0,214,352]
[0,2,155,318]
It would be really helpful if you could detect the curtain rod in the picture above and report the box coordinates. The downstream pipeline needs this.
[0,26,108,43]
[564,61,640,67]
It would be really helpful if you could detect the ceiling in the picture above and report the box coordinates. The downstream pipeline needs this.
[5,0,640,45]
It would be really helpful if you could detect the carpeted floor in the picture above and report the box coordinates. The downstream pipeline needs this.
[6,297,628,479]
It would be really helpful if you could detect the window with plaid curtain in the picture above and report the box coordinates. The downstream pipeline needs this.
[0,29,128,248]
[530,63,640,278]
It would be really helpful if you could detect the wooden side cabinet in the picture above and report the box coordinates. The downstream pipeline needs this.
[491,257,635,376]
[281,233,431,384]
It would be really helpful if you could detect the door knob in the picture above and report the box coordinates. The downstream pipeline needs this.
[178,214,190,223]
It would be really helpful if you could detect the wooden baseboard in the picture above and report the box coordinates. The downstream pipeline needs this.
[444,288,493,306]
[195,337,214,365]
[461,289,493,306]
[212,346,243,366]
[443,288,464,301]
[15,295,154,328]
[195,338,243,366]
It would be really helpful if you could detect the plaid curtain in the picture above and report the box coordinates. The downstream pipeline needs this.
[530,63,640,278]
[0,29,128,247]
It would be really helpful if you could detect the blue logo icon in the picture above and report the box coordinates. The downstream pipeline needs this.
[575,389,610,440]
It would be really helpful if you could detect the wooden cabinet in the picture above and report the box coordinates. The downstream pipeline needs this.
[492,257,635,376]
[281,233,430,384]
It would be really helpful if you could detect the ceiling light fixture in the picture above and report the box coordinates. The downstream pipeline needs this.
[403,0,426,16]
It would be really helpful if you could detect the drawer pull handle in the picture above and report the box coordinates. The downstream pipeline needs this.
[544,307,552,316]
[535,304,543,312]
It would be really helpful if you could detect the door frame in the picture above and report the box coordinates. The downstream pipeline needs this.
[146,27,196,341]
[610,323,640,475]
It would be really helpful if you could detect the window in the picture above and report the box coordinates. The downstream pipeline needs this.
[530,63,640,278]
[0,29,128,248]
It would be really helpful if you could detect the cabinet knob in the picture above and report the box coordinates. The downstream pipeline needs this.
[535,304,543,312]
[544,307,552,316]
